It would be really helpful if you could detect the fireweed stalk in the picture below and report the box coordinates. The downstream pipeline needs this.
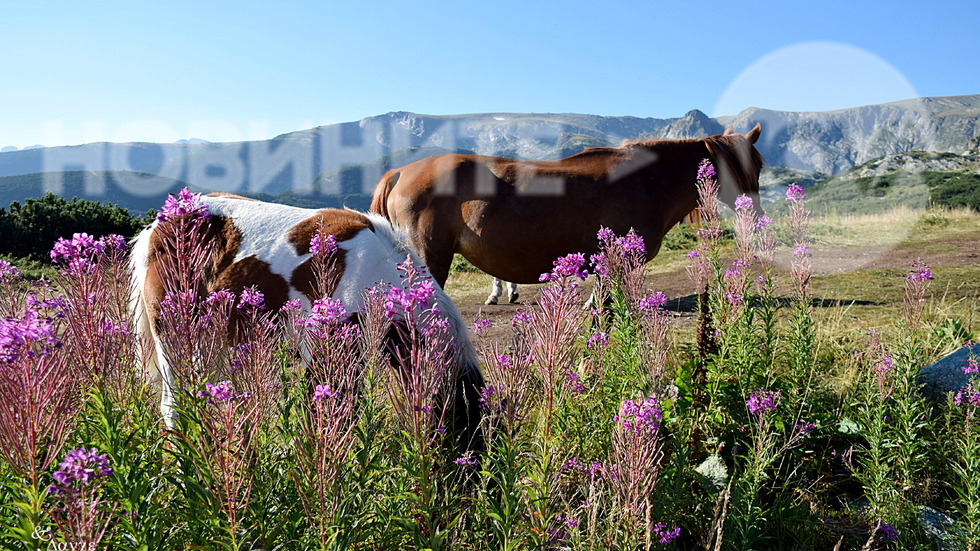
[852,318,927,545]
[473,314,539,550]
[47,447,117,548]
[522,254,591,548]
[293,380,360,549]
[947,356,980,549]
[688,160,723,411]
[379,258,462,549]
[50,233,138,402]
[0,259,29,318]
[190,380,261,551]
[290,293,363,548]
[532,253,591,437]
[0,300,75,548]
[855,263,935,541]
[784,184,816,383]
[608,394,678,548]
[638,291,671,389]
[727,389,814,548]
[714,194,766,391]
[592,226,648,310]
[149,190,230,419]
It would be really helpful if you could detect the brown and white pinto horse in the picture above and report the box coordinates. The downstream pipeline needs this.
[130,193,484,444]
[370,125,764,290]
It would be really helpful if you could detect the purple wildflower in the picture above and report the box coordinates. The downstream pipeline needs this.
[876,522,899,541]
[312,384,339,402]
[101,320,129,335]
[726,292,744,307]
[199,380,235,402]
[310,232,338,258]
[617,230,646,257]
[474,318,492,334]
[875,355,894,372]
[157,188,210,222]
[963,355,979,375]
[686,249,701,259]
[697,160,716,181]
[204,289,235,305]
[384,277,436,318]
[478,384,497,408]
[541,253,589,282]
[0,308,57,364]
[50,232,106,273]
[590,252,610,278]
[616,395,663,434]
[453,453,478,468]
[795,419,817,435]
[587,331,609,350]
[639,291,667,314]
[511,309,532,327]
[954,385,980,408]
[100,233,128,253]
[907,265,934,281]
[307,297,349,326]
[755,215,774,230]
[734,195,754,211]
[597,226,616,243]
[51,448,113,489]
[0,259,22,281]
[565,370,587,395]
[746,389,780,416]
[237,286,265,311]
[793,245,810,258]
[785,183,806,203]
[653,522,682,545]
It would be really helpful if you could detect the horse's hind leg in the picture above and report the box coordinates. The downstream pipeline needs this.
[485,277,504,305]
[506,281,520,303]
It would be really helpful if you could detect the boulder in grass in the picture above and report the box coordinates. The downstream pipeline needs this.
[917,344,980,400]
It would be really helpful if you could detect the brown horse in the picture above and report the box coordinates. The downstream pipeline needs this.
[370,124,764,288]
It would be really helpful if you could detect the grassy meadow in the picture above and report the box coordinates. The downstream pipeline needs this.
[0,179,979,551]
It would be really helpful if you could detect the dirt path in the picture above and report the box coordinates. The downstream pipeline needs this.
[451,230,980,351]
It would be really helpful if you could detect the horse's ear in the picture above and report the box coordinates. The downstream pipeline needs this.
[745,123,761,144]
[723,126,735,135]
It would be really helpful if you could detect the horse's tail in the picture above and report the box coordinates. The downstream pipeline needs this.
[129,224,161,382]
[370,170,400,220]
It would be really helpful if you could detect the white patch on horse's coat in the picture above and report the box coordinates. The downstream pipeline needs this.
[205,196,318,302]
[131,198,478,424]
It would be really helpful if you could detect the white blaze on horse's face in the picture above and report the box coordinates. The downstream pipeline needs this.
[130,194,477,425]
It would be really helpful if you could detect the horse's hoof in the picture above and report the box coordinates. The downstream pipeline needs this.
[485,297,498,305]
[508,293,520,304]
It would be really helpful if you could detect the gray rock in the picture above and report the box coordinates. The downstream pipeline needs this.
[695,454,729,492]
[918,506,963,551]
[918,344,980,401]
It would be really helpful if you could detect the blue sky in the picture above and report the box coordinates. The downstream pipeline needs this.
[1,0,977,147]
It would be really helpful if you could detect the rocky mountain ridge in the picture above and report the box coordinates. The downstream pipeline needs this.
[0,95,977,206]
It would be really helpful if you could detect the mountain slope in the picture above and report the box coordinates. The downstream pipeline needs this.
[2,95,978,208]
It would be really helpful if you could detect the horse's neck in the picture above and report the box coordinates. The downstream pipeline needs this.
[633,146,705,230]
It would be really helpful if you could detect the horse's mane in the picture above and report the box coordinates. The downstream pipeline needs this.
[614,133,765,193]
